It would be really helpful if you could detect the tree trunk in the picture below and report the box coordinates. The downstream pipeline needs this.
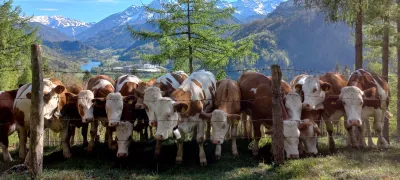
[29,44,44,179]
[382,14,390,144]
[397,0,400,143]
[187,0,193,74]
[271,65,284,165]
[355,0,363,70]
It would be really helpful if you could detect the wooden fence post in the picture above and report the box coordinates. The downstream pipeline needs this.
[271,65,284,165]
[29,44,44,179]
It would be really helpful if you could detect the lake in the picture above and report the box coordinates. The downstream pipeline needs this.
[81,59,101,71]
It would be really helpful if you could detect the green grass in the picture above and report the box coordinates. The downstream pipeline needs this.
[2,136,400,180]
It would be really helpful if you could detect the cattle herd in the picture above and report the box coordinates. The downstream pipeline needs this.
[0,68,392,166]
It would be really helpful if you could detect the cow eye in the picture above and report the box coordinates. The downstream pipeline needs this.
[360,101,363,105]
[312,88,317,93]
[342,102,346,105]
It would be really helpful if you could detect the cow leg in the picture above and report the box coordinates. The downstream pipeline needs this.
[242,113,248,139]
[18,126,27,159]
[357,125,365,149]
[88,121,98,152]
[149,126,154,139]
[324,121,335,153]
[345,124,356,148]
[82,124,89,147]
[197,122,207,166]
[252,122,261,156]
[106,127,117,150]
[155,139,162,158]
[298,139,304,157]
[374,110,388,149]
[61,125,72,158]
[70,126,76,146]
[144,124,149,141]
[192,127,197,141]
[0,135,12,162]
[175,132,185,164]
[363,116,373,148]
[231,123,238,157]
[206,120,211,140]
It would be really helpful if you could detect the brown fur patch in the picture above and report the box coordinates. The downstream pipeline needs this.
[191,79,202,89]
[67,84,83,94]
[171,73,187,84]
[119,82,138,96]
[172,89,192,115]
[214,79,241,115]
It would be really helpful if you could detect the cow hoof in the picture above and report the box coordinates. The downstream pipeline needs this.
[200,160,207,166]
[233,152,239,158]
[63,152,72,159]
[215,155,221,161]
[176,159,183,165]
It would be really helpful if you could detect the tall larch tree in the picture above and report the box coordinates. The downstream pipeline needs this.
[129,0,257,78]
[0,0,37,90]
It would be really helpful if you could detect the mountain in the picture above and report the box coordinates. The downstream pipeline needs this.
[30,16,95,38]
[29,22,73,42]
[77,0,285,41]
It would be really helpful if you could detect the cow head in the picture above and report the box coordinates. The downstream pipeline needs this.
[284,92,302,121]
[339,86,364,127]
[116,121,133,158]
[26,79,65,120]
[105,93,124,127]
[199,110,241,145]
[283,120,300,159]
[134,79,156,109]
[154,97,180,140]
[75,90,95,123]
[298,119,320,155]
[143,87,164,127]
[295,76,331,111]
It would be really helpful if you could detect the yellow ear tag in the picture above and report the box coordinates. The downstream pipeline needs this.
[181,108,186,113]
[324,87,329,92]
[331,101,336,104]
[128,100,133,104]
[234,119,239,125]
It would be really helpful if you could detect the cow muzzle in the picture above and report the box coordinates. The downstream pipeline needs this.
[289,154,299,159]
[212,140,221,145]
[347,119,362,127]
[109,121,119,127]
[302,103,315,110]
[155,135,163,141]
[135,103,145,110]
[117,152,128,158]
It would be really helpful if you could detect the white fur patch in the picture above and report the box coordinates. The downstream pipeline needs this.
[250,88,257,94]
[116,75,141,92]
[156,72,182,89]
[92,79,113,91]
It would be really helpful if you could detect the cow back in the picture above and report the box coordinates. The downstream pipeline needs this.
[214,79,241,114]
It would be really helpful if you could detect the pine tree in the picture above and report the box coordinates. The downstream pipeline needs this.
[0,0,37,90]
[130,0,257,78]
[295,0,370,69]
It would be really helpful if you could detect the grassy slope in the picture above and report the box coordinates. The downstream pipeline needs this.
[1,137,400,180]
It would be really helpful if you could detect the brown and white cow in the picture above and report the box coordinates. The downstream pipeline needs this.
[291,73,347,152]
[85,75,116,152]
[0,89,19,162]
[238,72,305,159]
[337,69,390,149]
[153,70,216,166]
[199,79,241,159]
[115,121,134,158]
[153,71,188,96]
[13,78,65,159]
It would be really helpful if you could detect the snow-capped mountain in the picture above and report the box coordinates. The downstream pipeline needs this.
[77,0,285,41]
[30,16,95,38]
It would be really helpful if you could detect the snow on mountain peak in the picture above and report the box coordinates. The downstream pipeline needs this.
[30,15,95,37]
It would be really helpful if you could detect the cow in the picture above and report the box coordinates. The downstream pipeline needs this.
[153,71,188,96]
[85,75,116,152]
[153,70,216,166]
[238,72,306,159]
[0,89,19,162]
[13,78,65,160]
[64,84,88,146]
[115,121,134,158]
[199,79,241,159]
[291,73,347,152]
[336,69,390,149]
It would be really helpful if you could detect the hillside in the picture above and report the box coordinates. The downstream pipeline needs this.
[42,40,105,61]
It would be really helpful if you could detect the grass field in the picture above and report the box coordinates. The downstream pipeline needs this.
[1,136,400,180]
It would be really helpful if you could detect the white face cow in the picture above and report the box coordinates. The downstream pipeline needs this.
[339,86,364,127]
[199,110,241,145]
[77,90,95,123]
[116,121,133,158]
[143,87,163,127]
[283,120,300,159]
[298,119,319,155]
[284,92,303,121]
[295,76,331,110]
[105,93,124,127]
[154,97,180,140]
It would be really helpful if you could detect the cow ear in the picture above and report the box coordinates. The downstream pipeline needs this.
[146,78,156,86]
[174,103,188,114]
[363,87,377,98]
[92,97,105,105]
[295,84,302,94]
[54,85,66,94]
[65,92,78,104]
[199,112,212,120]
[320,81,332,92]
[227,113,241,121]
[26,92,32,99]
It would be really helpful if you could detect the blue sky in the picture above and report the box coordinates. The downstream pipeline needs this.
[14,0,236,23]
